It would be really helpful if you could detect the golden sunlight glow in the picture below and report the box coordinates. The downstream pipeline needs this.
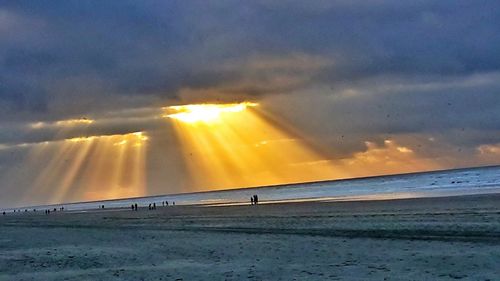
[164,102,339,191]
[55,118,94,126]
[67,136,97,143]
[23,132,149,204]
[133,132,149,141]
[8,101,450,207]
[30,118,94,129]
[165,102,258,123]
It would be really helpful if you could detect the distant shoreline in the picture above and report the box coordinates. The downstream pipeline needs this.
[3,191,500,216]
[3,164,500,212]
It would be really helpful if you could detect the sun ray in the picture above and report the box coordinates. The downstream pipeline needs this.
[19,131,149,204]
[27,142,76,201]
[130,135,147,197]
[51,138,95,203]
[164,102,340,191]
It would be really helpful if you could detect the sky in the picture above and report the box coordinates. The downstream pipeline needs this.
[1,1,500,208]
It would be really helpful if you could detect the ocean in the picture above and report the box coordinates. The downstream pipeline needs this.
[5,165,500,212]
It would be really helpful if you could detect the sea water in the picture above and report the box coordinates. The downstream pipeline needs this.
[5,165,500,212]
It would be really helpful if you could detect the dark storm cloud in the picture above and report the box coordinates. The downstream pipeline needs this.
[1,0,500,154]
[262,71,500,158]
[0,107,166,146]
[2,1,500,108]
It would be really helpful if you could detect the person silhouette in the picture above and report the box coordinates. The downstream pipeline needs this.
[250,196,254,205]
[134,203,138,211]
[153,203,156,210]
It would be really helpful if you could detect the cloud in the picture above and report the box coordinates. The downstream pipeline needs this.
[0,106,169,146]
[334,139,442,177]
[176,53,334,103]
[259,70,500,160]
[2,1,500,120]
[1,1,500,207]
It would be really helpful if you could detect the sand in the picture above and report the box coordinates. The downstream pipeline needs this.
[1,194,499,280]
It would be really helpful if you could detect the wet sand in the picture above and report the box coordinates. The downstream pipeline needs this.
[1,194,499,280]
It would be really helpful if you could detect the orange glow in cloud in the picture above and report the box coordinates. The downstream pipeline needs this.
[337,140,443,178]
[164,102,339,191]
[30,118,94,129]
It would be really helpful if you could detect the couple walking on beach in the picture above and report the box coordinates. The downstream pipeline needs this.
[250,194,259,205]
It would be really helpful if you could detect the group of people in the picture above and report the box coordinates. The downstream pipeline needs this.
[1,207,66,215]
[3,200,183,215]
[44,207,63,214]
[161,201,173,206]
[43,208,54,214]
[130,201,175,211]
[250,194,259,205]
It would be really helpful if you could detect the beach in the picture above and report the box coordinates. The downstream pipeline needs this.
[1,194,499,280]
